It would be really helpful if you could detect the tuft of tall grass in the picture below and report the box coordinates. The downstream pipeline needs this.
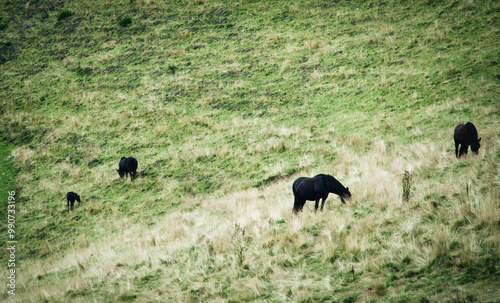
[402,171,413,203]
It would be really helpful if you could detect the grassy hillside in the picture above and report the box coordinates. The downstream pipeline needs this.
[0,0,499,301]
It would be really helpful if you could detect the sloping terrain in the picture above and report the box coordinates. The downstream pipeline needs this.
[0,0,499,302]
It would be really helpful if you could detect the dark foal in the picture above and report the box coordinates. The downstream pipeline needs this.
[67,191,81,212]
[454,122,481,158]
[292,174,351,214]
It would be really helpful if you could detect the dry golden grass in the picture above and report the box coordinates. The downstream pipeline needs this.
[11,147,35,166]
[304,40,319,51]
[280,59,291,73]
[285,44,298,55]
[7,123,497,301]
[269,32,283,43]
[310,70,322,82]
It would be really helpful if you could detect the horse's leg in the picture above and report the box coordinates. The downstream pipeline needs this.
[320,197,326,211]
[67,198,70,212]
[459,145,468,158]
[455,142,460,158]
[315,199,320,213]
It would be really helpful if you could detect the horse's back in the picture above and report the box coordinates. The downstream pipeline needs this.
[293,175,330,193]
[120,157,138,171]
[465,122,478,138]
[454,122,477,142]
[127,157,138,170]
[67,191,80,202]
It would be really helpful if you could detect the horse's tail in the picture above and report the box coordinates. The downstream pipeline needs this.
[292,197,304,214]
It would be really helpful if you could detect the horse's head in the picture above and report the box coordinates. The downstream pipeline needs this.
[340,187,351,204]
[471,137,481,154]
[76,194,81,203]
[117,169,125,178]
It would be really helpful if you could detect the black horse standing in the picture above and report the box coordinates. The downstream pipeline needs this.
[117,157,138,181]
[67,191,81,212]
[454,122,481,158]
[292,174,351,214]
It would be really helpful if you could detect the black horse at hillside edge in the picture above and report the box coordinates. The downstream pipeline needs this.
[454,122,481,158]
[292,174,351,214]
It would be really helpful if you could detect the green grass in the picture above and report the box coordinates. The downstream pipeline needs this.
[0,141,16,197]
[0,0,499,302]
[0,140,16,254]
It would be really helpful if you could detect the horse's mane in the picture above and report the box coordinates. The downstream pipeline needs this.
[322,174,345,191]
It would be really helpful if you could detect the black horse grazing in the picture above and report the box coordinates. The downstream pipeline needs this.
[454,122,481,158]
[292,174,351,214]
[67,191,81,212]
[117,157,138,181]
